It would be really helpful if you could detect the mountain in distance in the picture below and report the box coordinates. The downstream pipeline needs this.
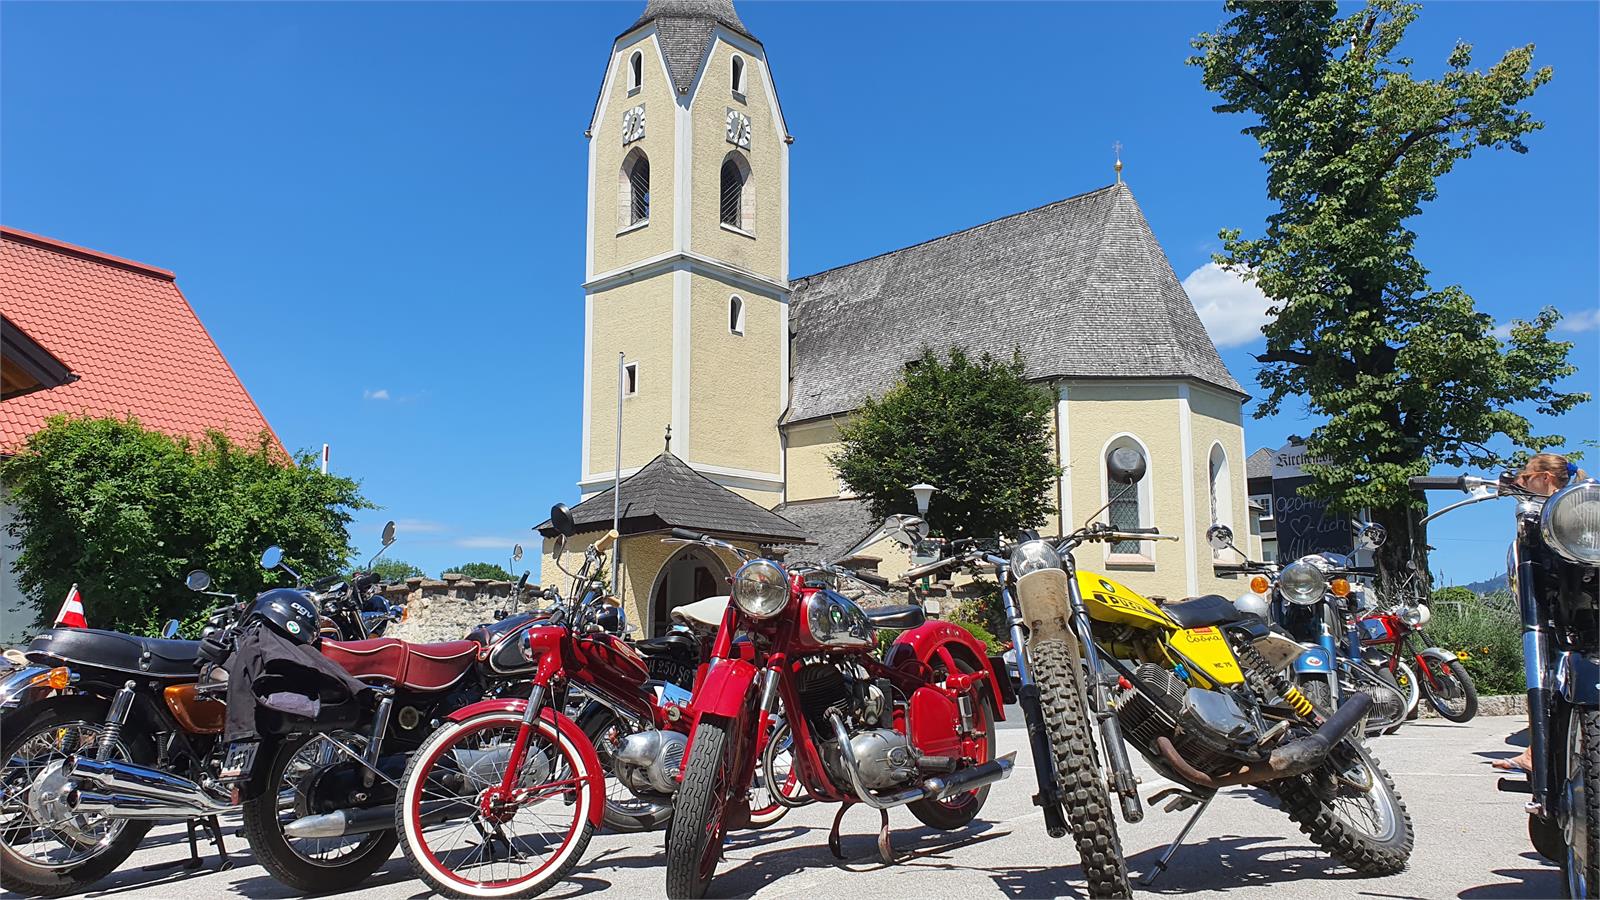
[1456,572,1509,595]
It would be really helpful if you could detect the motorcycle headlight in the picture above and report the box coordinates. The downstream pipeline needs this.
[1399,604,1430,627]
[1542,480,1600,566]
[1277,561,1326,606]
[1009,540,1062,578]
[731,559,790,619]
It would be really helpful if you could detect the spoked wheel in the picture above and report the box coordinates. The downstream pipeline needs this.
[1418,658,1479,723]
[579,706,674,833]
[1271,737,1413,875]
[0,699,153,898]
[1559,706,1599,899]
[910,654,998,830]
[1393,660,1421,722]
[665,718,739,899]
[398,711,601,899]
[749,718,808,829]
[241,731,399,894]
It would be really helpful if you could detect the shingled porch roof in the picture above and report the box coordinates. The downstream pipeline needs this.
[537,451,810,545]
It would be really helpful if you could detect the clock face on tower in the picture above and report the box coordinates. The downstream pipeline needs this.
[622,105,645,145]
[725,108,751,150]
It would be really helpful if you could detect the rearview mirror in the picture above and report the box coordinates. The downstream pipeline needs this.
[888,515,929,547]
[185,570,212,592]
[1206,524,1234,552]
[160,619,181,639]
[381,520,397,546]
[1107,447,1147,485]
[512,543,524,563]
[550,503,577,538]
[260,546,283,570]
[1354,521,1388,551]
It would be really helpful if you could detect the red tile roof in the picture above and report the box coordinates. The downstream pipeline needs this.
[1,226,280,453]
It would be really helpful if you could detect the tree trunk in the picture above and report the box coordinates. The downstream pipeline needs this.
[1370,502,1428,602]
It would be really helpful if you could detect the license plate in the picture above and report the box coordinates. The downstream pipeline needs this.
[220,741,259,780]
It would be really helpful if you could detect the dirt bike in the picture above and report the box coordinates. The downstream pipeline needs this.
[662,517,1015,899]
[1412,471,1599,897]
[943,449,1412,897]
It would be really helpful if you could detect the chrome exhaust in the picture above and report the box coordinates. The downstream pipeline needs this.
[66,756,233,819]
[286,799,455,838]
[827,712,1015,809]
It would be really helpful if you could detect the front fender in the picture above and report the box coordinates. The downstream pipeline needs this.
[691,657,758,720]
[1417,646,1460,666]
[887,622,1008,721]
[1556,652,1600,708]
[1293,644,1335,678]
[441,698,605,827]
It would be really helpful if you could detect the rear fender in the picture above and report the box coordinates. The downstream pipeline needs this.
[443,698,605,827]
[887,622,1007,721]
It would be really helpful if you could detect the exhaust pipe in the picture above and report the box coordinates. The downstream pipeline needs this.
[826,712,1015,809]
[1156,692,1373,789]
[285,800,457,839]
[922,754,1016,802]
[66,756,233,819]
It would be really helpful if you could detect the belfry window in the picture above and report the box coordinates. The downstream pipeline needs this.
[628,51,643,92]
[729,295,744,335]
[1209,444,1232,558]
[731,54,746,96]
[621,148,650,228]
[720,153,750,230]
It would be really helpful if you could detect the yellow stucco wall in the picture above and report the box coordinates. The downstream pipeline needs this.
[686,272,783,477]
[689,41,782,280]
[588,278,675,476]
[1187,385,1252,597]
[543,531,751,636]
[592,33,676,275]
[785,419,844,502]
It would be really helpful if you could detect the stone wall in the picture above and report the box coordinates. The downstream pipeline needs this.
[379,573,543,643]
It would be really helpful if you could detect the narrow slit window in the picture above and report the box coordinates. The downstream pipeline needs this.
[629,51,643,91]
[624,362,639,396]
[720,156,745,228]
[623,151,650,225]
[729,295,745,335]
[731,55,745,95]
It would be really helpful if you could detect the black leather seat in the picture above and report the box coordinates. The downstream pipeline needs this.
[27,628,200,679]
[866,605,926,630]
[635,632,697,658]
[1163,594,1247,630]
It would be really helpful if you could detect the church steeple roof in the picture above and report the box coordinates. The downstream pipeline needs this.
[624,0,756,96]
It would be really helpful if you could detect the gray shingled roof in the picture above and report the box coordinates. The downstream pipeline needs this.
[786,183,1245,423]
[1246,447,1275,480]
[537,452,809,544]
[770,497,880,564]
[629,0,755,96]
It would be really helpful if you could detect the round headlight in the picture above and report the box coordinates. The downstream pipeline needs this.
[731,559,790,619]
[1542,480,1600,566]
[1009,540,1062,578]
[1398,604,1429,627]
[1277,560,1327,606]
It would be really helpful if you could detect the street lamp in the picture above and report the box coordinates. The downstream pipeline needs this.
[911,483,937,517]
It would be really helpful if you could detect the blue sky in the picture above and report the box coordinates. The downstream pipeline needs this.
[3,1,1595,586]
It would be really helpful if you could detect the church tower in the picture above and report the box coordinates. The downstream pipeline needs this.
[581,0,791,505]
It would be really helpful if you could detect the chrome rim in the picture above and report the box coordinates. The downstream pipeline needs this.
[1566,708,1590,899]
[0,720,130,870]
[276,734,385,866]
[1323,742,1399,844]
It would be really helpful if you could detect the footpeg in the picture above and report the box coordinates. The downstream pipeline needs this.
[1497,777,1532,794]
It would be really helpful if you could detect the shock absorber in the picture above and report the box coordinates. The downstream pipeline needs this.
[96,681,138,760]
[1233,639,1318,722]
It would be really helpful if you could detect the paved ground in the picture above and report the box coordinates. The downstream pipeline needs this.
[5,712,1558,900]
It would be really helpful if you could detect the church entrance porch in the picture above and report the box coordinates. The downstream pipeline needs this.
[647,546,729,637]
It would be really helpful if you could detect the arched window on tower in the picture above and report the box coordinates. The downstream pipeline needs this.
[628,50,643,92]
[729,295,744,335]
[620,148,650,228]
[720,153,751,232]
[1208,444,1233,559]
[730,54,746,95]
[1104,435,1154,561]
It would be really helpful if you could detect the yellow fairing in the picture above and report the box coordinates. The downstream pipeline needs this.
[1075,572,1175,631]
[1168,626,1246,686]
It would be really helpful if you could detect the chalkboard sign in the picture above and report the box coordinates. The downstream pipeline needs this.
[1271,444,1353,562]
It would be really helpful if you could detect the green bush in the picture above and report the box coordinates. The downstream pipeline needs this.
[1426,588,1524,696]
[371,559,425,583]
[443,562,513,581]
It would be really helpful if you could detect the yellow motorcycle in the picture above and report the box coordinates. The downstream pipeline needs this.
[905,449,1413,897]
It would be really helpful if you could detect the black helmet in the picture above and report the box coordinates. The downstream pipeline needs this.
[251,588,320,645]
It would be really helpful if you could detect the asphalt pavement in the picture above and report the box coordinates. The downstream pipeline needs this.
[4,712,1557,899]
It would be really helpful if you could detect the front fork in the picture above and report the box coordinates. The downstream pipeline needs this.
[1000,580,1069,838]
[1064,574,1144,824]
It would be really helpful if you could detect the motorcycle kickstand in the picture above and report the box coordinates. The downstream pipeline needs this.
[875,807,894,865]
[1138,792,1213,886]
[828,802,853,860]
[143,815,229,873]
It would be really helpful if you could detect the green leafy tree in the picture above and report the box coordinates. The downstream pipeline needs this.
[1191,0,1588,587]
[829,348,1060,541]
[371,559,426,582]
[443,562,513,581]
[3,416,370,635]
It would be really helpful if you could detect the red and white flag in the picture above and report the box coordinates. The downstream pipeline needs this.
[53,584,87,629]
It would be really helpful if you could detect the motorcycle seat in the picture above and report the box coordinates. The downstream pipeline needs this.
[865,605,926,630]
[26,628,200,680]
[635,631,698,657]
[1164,594,1248,630]
[671,596,730,631]
[321,638,479,691]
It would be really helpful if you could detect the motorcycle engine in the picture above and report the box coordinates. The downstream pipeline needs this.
[1115,663,1261,776]
[797,659,916,792]
[1344,666,1407,730]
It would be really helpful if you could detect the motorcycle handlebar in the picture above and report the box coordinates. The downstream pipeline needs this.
[902,555,961,581]
[352,572,379,592]
[1408,475,1468,491]
[852,570,891,590]
[670,528,703,541]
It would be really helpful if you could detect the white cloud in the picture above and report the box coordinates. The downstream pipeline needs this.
[455,535,523,549]
[1491,321,1515,339]
[392,518,447,534]
[1182,263,1273,348]
[1557,307,1600,334]
[363,388,390,400]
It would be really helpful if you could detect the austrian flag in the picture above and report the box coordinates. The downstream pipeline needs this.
[54,584,87,629]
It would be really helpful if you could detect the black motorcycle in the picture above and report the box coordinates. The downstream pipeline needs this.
[1412,471,1600,897]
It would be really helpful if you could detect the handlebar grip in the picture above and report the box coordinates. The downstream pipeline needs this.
[852,570,890,589]
[1343,565,1379,576]
[902,557,956,580]
[353,572,379,591]
[595,529,619,552]
[1408,475,1467,491]
[1122,526,1160,535]
[669,528,703,541]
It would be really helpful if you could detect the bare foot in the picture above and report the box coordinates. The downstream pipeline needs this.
[1492,748,1533,773]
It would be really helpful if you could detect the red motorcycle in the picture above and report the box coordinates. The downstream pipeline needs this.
[662,517,1015,899]
[1357,596,1478,723]
[393,506,697,899]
